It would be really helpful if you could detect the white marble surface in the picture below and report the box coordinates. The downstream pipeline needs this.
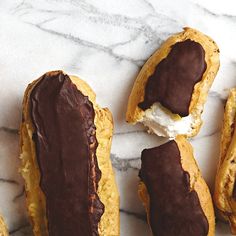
[0,0,236,235]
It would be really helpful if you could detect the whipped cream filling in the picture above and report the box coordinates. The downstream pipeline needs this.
[140,103,194,138]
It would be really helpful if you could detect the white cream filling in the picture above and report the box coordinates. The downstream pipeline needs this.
[140,102,194,138]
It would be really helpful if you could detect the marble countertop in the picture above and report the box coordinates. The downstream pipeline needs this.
[1,0,236,235]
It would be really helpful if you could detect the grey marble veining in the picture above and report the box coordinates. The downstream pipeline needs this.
[0,0,236,235]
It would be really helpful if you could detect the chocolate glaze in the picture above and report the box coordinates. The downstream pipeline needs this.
[233,182,236,200]
[30,71,104,236]
[139,140,209,236]
[139,39,207,116]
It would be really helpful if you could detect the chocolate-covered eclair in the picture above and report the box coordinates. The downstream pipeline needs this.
[139,136,215,236]
[126,27,220,138]
[214,88,236,234]
[19,71,119,236]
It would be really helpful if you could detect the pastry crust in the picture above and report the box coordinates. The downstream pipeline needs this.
[0,215,8,236]
[126,27,220,138]
[138,136,215,236]
[214,88,236,234]
[19,71,119,236]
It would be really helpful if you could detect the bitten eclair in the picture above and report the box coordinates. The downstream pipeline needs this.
[214,88,236,234]
[126,27,220,138]
[139,136,215,236]
[19,71,119,236]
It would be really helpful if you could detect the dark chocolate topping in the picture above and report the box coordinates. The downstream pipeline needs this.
[233,181,236,200]
[30,71,104,236]
[139,140,209,236]
[139,39,207,116]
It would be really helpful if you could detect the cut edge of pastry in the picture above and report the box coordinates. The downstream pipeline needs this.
[214,88,236,234]
[19,71,120,236]
[126,27,220,138]
[138,136,215,236]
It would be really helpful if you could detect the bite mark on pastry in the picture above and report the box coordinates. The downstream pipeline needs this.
[126,27,220,138]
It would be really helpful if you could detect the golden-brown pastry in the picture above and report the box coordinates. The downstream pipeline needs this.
[139,136,215,236]
[19,71,119,236]
[0,215,8,236]
[126,27,220,138]
[214,88,236,234]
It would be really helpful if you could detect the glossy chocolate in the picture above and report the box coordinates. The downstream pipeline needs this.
[139,39,206,116]
[139,140,209,236]
[30,71,104,236]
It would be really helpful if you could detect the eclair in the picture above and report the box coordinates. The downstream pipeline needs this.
[0,216,8,236]
[126,27,220,138]
[139,136,215,236]
[19,71,119,236]
[214,88,236,234]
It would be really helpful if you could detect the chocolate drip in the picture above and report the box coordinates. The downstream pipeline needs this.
[139,140,209,236]
[139,40,206,116]
[30,71,104,236]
